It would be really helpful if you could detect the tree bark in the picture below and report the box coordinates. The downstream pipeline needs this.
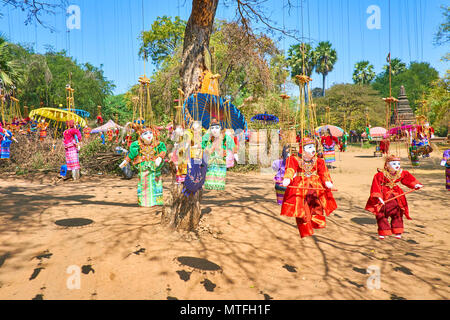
[161,0,219,233]
[322,73,326,97]
[179,0,219,99]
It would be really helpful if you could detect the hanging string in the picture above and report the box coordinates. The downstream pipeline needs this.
[405,0,412,63]
[359,0,364,58]
[7,6,12,39]
[340,0,344,82]
[389,0,391,59]
[81,0,84,63]
[413,0,419,61]
[307,0,311,42]
[317,0,321,41]
[326,0,329,40]
[346,0,350,76]
[420,0,425,61]
[114,0,118,82]
[129,0,136,83]
[398,0,403,59]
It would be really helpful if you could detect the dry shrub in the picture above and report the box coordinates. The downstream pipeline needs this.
[0,127,122,176]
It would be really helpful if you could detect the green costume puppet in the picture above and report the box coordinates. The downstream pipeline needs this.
[202,118,235,190]
[119,127,166,207]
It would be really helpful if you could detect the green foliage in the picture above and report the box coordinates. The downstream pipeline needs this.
[382,58,406,76]
[371,62,440,111]
[0,38,115,121]
[209,21,280,99]
[102,94,132,124]
[134,18,284,124]
[0,41,24,88]
[425,71,449,136]
[314,41,337,95]
[352,61,376,85]
[79,137,111,160]
[139,16,186,67]
[315,84,385,133]
[287,42,315,78]
[434,5,450,46]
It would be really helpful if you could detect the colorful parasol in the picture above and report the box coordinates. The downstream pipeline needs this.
[315,125,344,137]
[251,112,279,123]
[91,119,123,133]
[29,108,86,127]
[362,126,387,138]
[63,108,90,118]
[184,93,247,131]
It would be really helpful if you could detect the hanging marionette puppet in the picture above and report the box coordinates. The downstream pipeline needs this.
[272,145,290,205]
[119,126,167,207]
[38,119,49,141]
[441,149,450,191]
[202,118,235,191]
[339,132,349,152]
[0,124,17,160]
[281,137,337,238]
[83,125,92,140]
[63,120,82,180]
[224,128,239,169]
[106,128,114,142]
[320,128,339,168]
[170,124,191,184]
[379,134,390,155]
[365,155,423,239]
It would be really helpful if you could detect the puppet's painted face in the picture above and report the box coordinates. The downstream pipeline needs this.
[141,130,153,144]
[174,126,184,137]
[303,144,316,159]
[211,125,221,138]
[225,129,234,137]
[388,161,401,172]
[192,121,201,131]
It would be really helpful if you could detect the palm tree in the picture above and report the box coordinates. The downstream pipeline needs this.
[314,41,337,96]
[287,42,315,78]
[287,43,315,103]
[383,57,406,76]
[0,41,22,89]
[352,61,376,85]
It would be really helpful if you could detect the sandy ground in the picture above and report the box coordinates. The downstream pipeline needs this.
[0,145,449,300]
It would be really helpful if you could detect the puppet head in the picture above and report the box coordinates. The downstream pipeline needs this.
[210,118,222,138]
[66,120,75,128]
[174,125,184,137]
[385,154,401,173]
[300,137,316,161]
[139,128,154,145]
[282,145,291,161]
[192,121,202,132]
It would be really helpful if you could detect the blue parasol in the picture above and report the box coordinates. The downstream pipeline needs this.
[63,108,90,118]
[184,93,247,131]
[251,112,279,123]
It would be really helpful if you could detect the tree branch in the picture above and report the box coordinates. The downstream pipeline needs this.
[233,0,309,44]
[1,0,68,31]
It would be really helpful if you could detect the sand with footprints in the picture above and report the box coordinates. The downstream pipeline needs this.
[0,146,448,300]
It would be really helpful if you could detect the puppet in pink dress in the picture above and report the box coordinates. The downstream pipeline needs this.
[63,120,82,180]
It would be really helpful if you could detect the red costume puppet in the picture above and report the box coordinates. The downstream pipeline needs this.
[365,155,423,239]
[281,137,337,238]
[379,136,390,155]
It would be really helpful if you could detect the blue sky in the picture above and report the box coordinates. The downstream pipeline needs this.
[1,0,448,96]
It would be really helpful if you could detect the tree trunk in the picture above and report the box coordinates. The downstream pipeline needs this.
[161,0,219,233]
[179,0,219,99]
[322,73,326,97]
